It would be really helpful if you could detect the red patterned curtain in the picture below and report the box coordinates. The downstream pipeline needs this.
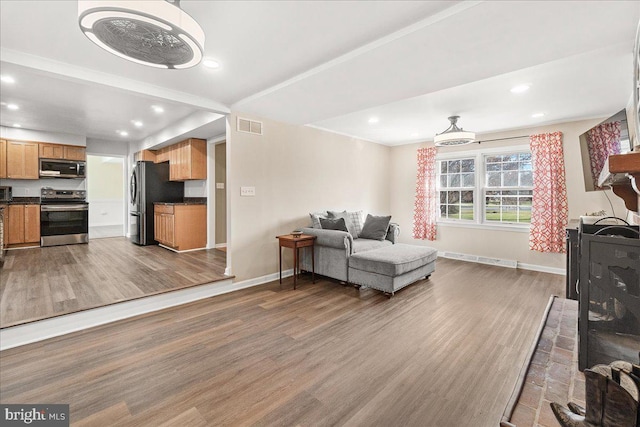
[529,132,568,253]
[586,121,621,189]
[413,147,438,240]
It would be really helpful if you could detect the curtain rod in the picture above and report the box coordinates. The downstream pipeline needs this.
[475,135,529,144]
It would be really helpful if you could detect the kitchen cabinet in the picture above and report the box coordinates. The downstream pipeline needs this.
[7,204,40,246]
[0,139,6,179]
[39,143,64,159]
[155,147,170,163]
[64,145,86,161]
[154,204,206,251]
[134,149,156,162]
[7,140,39,179]
[169,138,206,181]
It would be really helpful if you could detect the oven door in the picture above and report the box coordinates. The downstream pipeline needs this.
[40,203,89,246]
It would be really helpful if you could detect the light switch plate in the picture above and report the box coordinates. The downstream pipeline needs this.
[240,186,255,196]
[216,182,225,189]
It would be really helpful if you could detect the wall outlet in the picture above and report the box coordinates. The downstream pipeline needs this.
[216,182,225,190]
[240,186,255,197]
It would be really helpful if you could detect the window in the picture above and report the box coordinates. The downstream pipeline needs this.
[438,158,475,220]
[484,153,533,224]
[436,149,533,227]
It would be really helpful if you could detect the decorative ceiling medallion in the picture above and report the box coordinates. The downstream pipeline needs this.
[434,116,476,147]
[78,0,205,69]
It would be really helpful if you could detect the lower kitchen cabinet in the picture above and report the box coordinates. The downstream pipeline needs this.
[7,204,40,246]
[154,204,206,251]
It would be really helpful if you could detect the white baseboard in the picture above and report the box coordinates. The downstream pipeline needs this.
[438,251,565,275]
[0,268,295,351]
[214,243,227,249]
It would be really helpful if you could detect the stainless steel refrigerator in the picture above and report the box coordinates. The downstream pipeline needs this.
[129,161,184,245]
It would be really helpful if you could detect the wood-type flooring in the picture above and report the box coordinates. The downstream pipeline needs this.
[0,237,227,327]
[0,259,563,426]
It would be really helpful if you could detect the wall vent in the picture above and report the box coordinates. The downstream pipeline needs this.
[440,251,517,269]
[237,117,263,135]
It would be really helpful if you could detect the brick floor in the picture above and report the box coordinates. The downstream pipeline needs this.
[508,297,584,427]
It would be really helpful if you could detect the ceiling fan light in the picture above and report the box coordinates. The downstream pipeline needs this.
[78,0,205,69]
[434,116,476,147]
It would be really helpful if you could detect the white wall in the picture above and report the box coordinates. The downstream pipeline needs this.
[389,118,628,272]
[87,155,125,227]
[228,112,391,282]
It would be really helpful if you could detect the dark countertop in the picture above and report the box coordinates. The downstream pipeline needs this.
[8,197,41,205]
[154,197,207,206]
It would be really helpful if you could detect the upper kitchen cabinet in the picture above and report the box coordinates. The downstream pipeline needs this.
[169,138,206,181]
[0,139,7,179]
[7,140,39,179]
[39,143,86,161]
[134,149,156,162]
[39,143,64,159]
[63,146,86,161]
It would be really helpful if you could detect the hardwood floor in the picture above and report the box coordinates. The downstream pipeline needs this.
[0,259,563,426]
[0,237,227,327]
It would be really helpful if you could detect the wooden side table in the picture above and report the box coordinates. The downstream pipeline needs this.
[277,234,316,289]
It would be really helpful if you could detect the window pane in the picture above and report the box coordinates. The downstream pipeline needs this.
[519,153,532,162]
[504,154,518,162]
[448,160,460,173]
[485,206,500,221]
[440,161,447,174]
[519,197,532,206]
[520,171,533,187]
[449,174,460,187]
[486,155,502,163]
[440,205,447,217]
[440,175,448,188]
[503,171,518,186]
[503,161,518,171]
[462,173,475,187]
[448,191,460,204]
[448,205,460,219]
[519,160,532,171]
[486,162,501,172]
[503,197,517,206]
[461,159,474,172]
[487,172,501,187]
[440,192,447,204]
[461,190,474,203]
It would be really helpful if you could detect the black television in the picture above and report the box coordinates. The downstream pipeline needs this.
[579,109,633,192]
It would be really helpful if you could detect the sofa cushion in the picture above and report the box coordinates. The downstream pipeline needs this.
[328,210,361,238]
[349,244,438,276]
[320,217,349,233]
[359,214,392,240]
[309,211,328,229]
[352,238,391,254]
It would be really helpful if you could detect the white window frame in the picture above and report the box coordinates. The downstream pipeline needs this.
[435,145,532,232]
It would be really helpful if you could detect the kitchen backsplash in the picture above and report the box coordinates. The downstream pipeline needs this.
[1,178,86,197]
[184,180,207,197]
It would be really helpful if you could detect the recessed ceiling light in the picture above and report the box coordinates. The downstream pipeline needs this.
[118,130,128,137]
[7,103,19,110]
[531,112,545,118]
[510,84,530,94]
[12,123,21,128]
[203,59,220,69]
[368,117,379,124]
[1,75,15,84]
[132,120,143,127]
[151,105,164,114]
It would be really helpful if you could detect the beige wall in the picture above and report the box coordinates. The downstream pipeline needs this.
[228,112,391,281]
[389,118,627,271]
[215,143,227,245]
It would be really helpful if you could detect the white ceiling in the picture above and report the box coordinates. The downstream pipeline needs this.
[1,1,639,146]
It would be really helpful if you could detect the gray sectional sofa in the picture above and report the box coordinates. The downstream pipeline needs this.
[299,223,400,283]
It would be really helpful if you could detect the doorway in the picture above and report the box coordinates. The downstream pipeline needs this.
[87,154,126,238]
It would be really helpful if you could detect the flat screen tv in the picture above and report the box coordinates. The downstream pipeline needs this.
[579,109,633,192]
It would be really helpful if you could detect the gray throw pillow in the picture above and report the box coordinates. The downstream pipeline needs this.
[359,214,392,240]
[309,211,328,229]
[327,210,357,237]
[319,217,349,233]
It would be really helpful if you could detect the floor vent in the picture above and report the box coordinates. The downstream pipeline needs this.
[441,251,517,268]
[237,117,263,135]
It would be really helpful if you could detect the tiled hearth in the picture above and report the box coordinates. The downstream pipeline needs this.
[510,298,584,427]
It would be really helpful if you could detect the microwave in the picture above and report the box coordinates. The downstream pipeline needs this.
[40,159,86,179]
[0,186,11,202]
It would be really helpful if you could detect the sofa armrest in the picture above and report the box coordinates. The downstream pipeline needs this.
[301,227,353,254]
[386,223,400,244]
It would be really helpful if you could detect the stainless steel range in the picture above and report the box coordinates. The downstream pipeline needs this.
[40,188,89,247]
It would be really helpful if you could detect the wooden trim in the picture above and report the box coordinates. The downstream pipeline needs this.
[500,295,557,427]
